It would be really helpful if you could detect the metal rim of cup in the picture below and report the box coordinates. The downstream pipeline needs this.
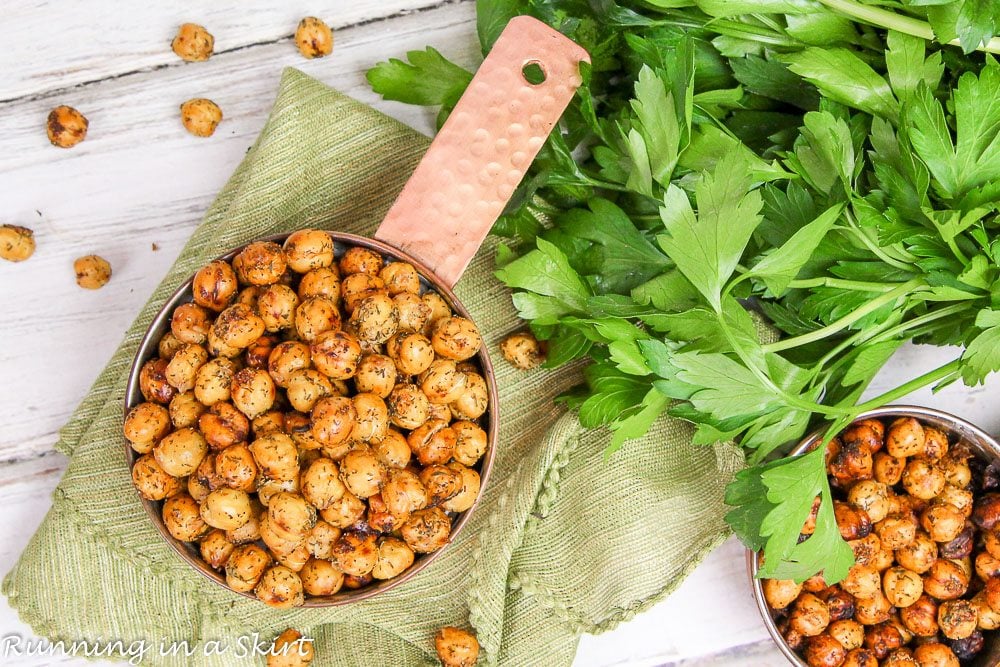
[123,231,500,607]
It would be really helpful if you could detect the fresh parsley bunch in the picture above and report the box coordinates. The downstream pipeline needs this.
[369,0,1000,582]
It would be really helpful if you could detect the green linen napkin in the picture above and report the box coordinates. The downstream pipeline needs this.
[2,69,744,667]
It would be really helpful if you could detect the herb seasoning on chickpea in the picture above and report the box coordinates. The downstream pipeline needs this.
[125,230,492,607]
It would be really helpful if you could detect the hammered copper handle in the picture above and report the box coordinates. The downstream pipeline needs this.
[375,16,590,288]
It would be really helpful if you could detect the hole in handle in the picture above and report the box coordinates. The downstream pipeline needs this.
[521,61,546,85]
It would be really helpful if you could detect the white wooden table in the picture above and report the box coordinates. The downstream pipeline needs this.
[1,2,996,665]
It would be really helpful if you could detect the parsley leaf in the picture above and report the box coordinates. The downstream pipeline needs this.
[365,47,472,108]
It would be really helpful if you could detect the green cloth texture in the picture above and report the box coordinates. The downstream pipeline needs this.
[3,68,744,667]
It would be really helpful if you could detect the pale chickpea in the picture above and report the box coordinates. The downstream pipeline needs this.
[200,488,253,531]
[394,294,431,334]
[452,421,488,467]
[902,459,946,500]
[829,620,864,651]
[168,392,205,431]
[874,452,906,485]
[340,273,386,314]
[848,480,891,523]
[297,267,341,302]
[231,367,275,419]
[285,369,333,413]
[164,343,209,394]
[158,331,184,360]
[339,448,385,499]
[883,566,923,608]
[132,454,183,500]
[420,359,468,404]
[354,354,397,398]
[440,463,480,513]
[123,402,172,453]
[268,492,317,540]
[300,457,345,510]
[283,229,334,273]
[886,417,925,458]
[300,557,343,596]
[249,433,299,480]
[372,537,414,580]
[842,563,881,599]
[939,455,972,488]
[373,429,411,469]
[350,393,389,444]
[921,503,965,543]
[295,296,341,342]
[154,427,208,477]
[387,383,430,430]
[306,521,341,560]
[896,531,938,574]
[450,371,488,420]
[422,292,451,336]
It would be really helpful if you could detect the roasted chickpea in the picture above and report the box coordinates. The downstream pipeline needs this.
[353,354,396,398]
[920,427,949,461]
[936,599,977,640]
[332,531,378,576]
[973,591,1000,630]
[840,648,877,667]
[171,22,214,61]
[884,567,924,608]
[883,649,918,667]
[435,627,479,667]
[340,273,386,314]
[139,358,176,404]
[200,529,235,570]
[191,260,236,312]
[298,267,341,302]
[339,246,382,276]
[864,622,903,659]
[132,454,183,500]
[976,551,1000,582]
[252,410,285,438]
[842,562,881,599]
[449,421,487,467]
[267,628,315,667]
[801,573,827,593]
[301,458,345,510]
[0,225,35,262]
[789,593,831,637]
[227,503,263,544]
[847,480,891,524]
[255,565,304,608]
[74,254,114,289]
[921,503,965,543]
[158,331,184,360]
[299,557,343,596]
[369,537,413,580]
[216,444,258,491]
[348,293,399,344]
[449,371,488,421]
[342,573,373,589]
[180,98,222,137]
[234,242,285,286]
[163,493,210,541]
[164,343,208,394]
[207,327,241,358]
[855,591,893,625]
[900,594,938,636]
[419,292,449,334]
[213,303,266,350]
[382,469,429,517]
[350,393,389,444]
[281,229,333,272]
[441,463,480,513]
[231,367,276,419]
[201,487,253,531]
[896,531,937,574]
[985,577,1000,613]
[382,383,427,431]
[285,369,333,413]
[295,17,334,59]
[257,284,299,332]
[873,452,906,486]
[431,317,483,361]
[419,465,461,506]
[500,331,547,370]
[393,292,430,332]
[319,490,366,528]
[310,330,361,379]
[266,341,310,388]
[420,359,467,404]
[199,401,249,450]
[46,105,88,148]
[124,402,171,453]
[835,501,873,541]
[153,427,207,477]
[305,521,340,560]
[949,630,985,660]
[339,448,385,499]
[268,492,317,540]
[940,455,972,489]
[168,391,205,429]
[401,506,451,554]
[311,396,357,447]
[885,417,925,457]
[250,433,299,480]
[876,513,917,550]
[923,559,969,600]
[911,643,959,667]
[973,493,1000,531]
[902,459,946,500]
[408,419,456,466]
[828,438,873,486]
[826,619,863,651]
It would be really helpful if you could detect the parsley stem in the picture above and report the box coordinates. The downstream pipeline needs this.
[785,277,902,293]
[762,279,924,354]
[816,0,1000,54]
[852,358,963,411]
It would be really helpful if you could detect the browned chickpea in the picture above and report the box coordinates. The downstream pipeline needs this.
[922,427,949,461]
[408,419,457,466]
[973,493,1000,531]
[310,330,361,379]
[294,294,342,342]
[382,468,429,518]
[257,284,299,333]
[332,531,378,576]
[139,358,176,405]
[401,506,452,553]
[231,367,276,419]
[285,411,322,452]
[207,327,241,358]
[370,430,408,470]
[132,453,183,500]
[164,343,209,394]
[267,628,314,667]
[268,492,317,540]
[975,551,1000,583]
[779,618,806,652]
[299,557,343,596]
[354,354,397,398]
[816,586,851,622]
[226,543,272,593]
[163,493,210,541]
[802,573,827,593]
[301,457,345,510]
[900,594,938,636]
[921,503,965,543]
[199,529,234,570]
[826,438,873,487]
[339,448,385,499]
[200,401,249,450]
[883,566,924,608]
[192,260,237,312]
[855,591,892,625]
[986,576,1000,613]
[452,421,488,467]
[180,98,222,137]
[213,303,266,349]
[913,642,959,667]
[842,562,881,599]
[840,648,877,667]
[171,22,214,61]
[172,304,212,347]
[0,225,35,262]
[883,649,918,667]
[973,591,1000,630]
[258,512,302,557]
[348,293,399,344]
[267,341,310,388]
[441,463,480,513]
[154,427,207,477]
[389,294,427,334]
[385,383,429,431]
[350,393,389,444]
[937,599,977,640]
[158,331,184,360]
[74,254,113,289]
[283,229,334,272]
[200,487,253,531]
[420,359,468,404]
[923,559,969,600]
[875,513,917,550]
[834,501,873,541]
[295,17,334,59]
[169,391,205,429]
[46,105,88,148]
[255,565,304,608]
[234,242,285,286]
[319,490,366,528]
[297,266,340,302]
[939,455,972,488]
[216,444,258,491]
[500,331,547,370]
[902,459,946,500]
[418,464,461,506]
[896,531,937,574]
[339,246,382,276]
[789,593,831,637]
[340,273,386,314]
[311,396,356,447]
[124,402,171,453]
[936,485,974,519]
[886,417,925,458]
[864,622,903,659]
[431,317,483,361]
[434,627,479,667]
[249,432,299,480]
[873,451,905,486]
[364,492,403,533]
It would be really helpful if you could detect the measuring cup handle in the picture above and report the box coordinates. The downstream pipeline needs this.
[374,15,589,289]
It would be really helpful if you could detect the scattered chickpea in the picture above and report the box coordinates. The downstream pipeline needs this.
[500,331,547,370]
[0,225,35,262]
[74,254,112,289]
[295,17,334,59]
[171,23,214,62]
[266,628,314,667]
[46,105,88,148]
[434,627,479,667]
[180,98,223,137]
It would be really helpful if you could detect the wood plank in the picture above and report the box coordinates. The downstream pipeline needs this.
[0,0,461,103]
[0,1,480,463]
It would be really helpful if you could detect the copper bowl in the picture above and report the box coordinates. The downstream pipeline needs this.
[747,405,1000,666]
[124,231,499,606]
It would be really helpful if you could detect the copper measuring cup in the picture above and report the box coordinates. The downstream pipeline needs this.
[124,16,589,606]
